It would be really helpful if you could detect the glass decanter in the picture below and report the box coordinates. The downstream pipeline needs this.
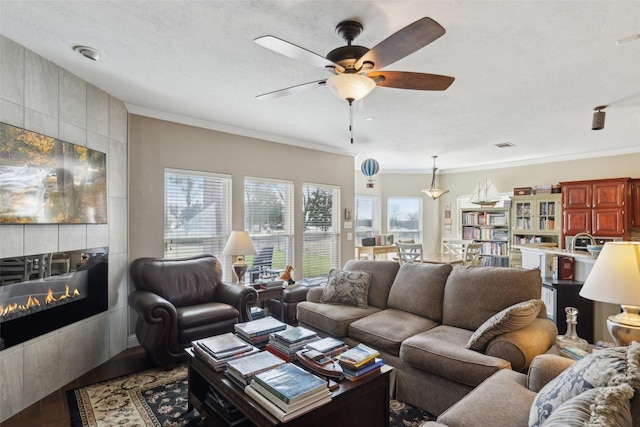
[556,307,589,351]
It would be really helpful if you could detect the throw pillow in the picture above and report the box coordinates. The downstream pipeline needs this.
[540,384,633,427]
[465,299,544,352]
[529,342,640,427]
[320,269,372,309]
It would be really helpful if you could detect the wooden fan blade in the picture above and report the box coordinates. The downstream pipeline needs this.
[355,17,445,71]
[368,71,454,91]
[255,36,345,73]
[256,79,327,100]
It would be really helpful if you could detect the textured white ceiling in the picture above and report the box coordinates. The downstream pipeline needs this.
[1,1,639,173]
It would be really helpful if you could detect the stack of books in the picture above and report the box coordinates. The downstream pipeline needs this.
[192,332,259,371]
[204,385,248,426]
[234,316,287,349]
[336,343,385,381]
[245,363,332,422]
[225,350,286,387]
[265,326,321,362]
[250,306,265,319]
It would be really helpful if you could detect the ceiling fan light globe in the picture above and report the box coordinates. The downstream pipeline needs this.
[326,74,376,102]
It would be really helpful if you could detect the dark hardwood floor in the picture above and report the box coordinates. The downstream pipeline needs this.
[1,346,154,427]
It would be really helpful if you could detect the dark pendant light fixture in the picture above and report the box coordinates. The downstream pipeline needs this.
[592,106,606,130]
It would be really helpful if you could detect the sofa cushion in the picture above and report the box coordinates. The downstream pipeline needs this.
[348,308,439,356]
[529,342,640,426]
[540,384,633,427]
[387,263,452,321]
[343,259,400,309]
[442,266,542,331]
[466,299,543,352]
[400,325,511,387]
[320,269,371,308]
[296,301,380,337]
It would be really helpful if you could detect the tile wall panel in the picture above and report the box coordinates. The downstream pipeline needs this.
[0,35,128,422]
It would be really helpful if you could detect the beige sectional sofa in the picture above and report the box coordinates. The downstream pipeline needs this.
[296,259,558,416]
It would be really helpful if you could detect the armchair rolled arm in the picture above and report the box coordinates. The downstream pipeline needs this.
[216,282,258,322]
[128,290,178,324]
[485,318,558,372]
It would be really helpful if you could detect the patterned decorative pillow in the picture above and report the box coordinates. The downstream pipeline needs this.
[529,342,640,427]
[320,269,372,309]
[540,384,634,427]
[465,299,544,352]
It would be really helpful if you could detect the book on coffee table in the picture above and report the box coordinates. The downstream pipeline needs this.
[192,332,252,358]
[245,382,331,422]
[234,316,287,339]
[226,350,286,384]
[252,363,328,404]
[335,343,379,369]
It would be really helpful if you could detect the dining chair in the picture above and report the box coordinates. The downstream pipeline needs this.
[396,242,423,264]
[463,243,483,266]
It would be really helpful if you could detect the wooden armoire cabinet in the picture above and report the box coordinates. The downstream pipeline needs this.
[560,178,632,242]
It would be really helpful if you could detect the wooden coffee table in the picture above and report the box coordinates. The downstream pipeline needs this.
[186,348,391,426]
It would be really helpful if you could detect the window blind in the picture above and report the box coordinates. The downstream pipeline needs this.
[302,183,340,279]
[355,195,380,246]
[164,169,231,260]
[387,196,422,243]
[244,177,294,270]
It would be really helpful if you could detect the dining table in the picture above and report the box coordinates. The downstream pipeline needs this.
[421,252,465,265]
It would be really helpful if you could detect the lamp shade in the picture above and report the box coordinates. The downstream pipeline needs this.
[222,231,257,257]
[579,242,640,306]
[326,74,376,102]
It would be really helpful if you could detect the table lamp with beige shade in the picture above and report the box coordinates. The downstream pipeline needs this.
[579,241,640,346]
[222,231,257,284]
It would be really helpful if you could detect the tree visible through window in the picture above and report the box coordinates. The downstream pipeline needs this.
[303,183,340,279]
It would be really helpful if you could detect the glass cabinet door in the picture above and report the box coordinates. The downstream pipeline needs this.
[537,199,558,232]
[513,201,533,232]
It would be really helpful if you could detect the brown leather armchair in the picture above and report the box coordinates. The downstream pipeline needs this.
[128,255,257,367]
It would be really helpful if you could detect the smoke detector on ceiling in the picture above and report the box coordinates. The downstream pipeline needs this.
[73,46,101,61]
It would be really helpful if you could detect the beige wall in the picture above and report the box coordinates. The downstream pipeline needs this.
[128,114,356,274]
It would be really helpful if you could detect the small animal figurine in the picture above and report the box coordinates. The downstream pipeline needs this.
[280,265,295,285]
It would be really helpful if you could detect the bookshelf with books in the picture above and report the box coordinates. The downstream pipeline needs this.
[460,207,510,262]
[510,194,562,247]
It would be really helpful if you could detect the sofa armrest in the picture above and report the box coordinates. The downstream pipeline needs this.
[306,286,324,303]
[216,282,258,322]
[485,318,558,371]
[526,354,575,392]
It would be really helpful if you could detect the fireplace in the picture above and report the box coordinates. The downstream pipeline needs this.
[0,248,108,350]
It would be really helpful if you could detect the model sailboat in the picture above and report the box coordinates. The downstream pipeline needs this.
[470,179,500,206]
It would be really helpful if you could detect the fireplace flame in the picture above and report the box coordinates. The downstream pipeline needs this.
[0,283,81,319]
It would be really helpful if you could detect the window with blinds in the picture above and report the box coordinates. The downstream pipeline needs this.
[244,177,294,270]
[387,196,423,243]
[355,195,380,245]
[302,183,340,279]
[164,169,231,260]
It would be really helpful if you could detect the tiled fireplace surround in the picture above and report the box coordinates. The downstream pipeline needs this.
[0,35,129,421]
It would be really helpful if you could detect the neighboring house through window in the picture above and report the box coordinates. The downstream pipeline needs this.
[164,169,232,267]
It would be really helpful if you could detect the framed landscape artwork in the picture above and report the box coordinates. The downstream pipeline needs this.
[0,123,107,224]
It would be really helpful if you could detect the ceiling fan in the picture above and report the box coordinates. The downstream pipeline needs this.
[254,17,455,103]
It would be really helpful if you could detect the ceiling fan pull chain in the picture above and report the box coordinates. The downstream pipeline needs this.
[349,99,354,144]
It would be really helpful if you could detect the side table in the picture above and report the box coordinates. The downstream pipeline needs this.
[252,286,284,321]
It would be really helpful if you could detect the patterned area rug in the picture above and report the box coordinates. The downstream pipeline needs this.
[67,365,434,427]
